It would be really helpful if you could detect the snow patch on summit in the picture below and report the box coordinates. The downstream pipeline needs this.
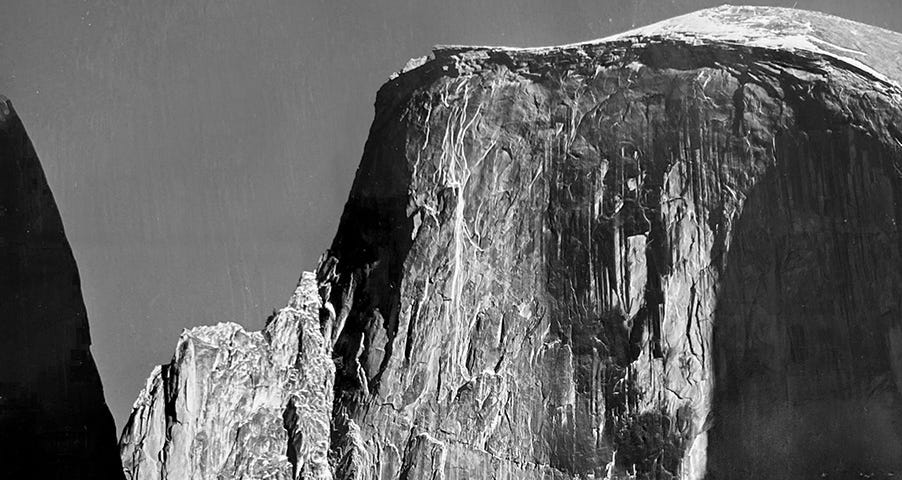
[598,5,893,85]
[419,6,902,89]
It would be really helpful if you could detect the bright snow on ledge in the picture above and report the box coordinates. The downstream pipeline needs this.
[427,6,902,88]
[596,5,902,86]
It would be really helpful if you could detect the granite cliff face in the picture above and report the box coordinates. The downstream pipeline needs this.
[0,97,124,479]
[325,6,902,480]
[120,6,902,480]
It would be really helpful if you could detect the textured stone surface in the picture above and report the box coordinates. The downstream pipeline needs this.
[120,6,902,480]
[0,96,124,479]
[119,272,334,480]
[323,6,902,480]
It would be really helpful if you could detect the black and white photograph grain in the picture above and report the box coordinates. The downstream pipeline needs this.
[2,1,902,479]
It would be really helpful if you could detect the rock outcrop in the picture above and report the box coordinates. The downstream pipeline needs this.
[119,272,334,480]
[0,96,124,479]
[121,6,902,480]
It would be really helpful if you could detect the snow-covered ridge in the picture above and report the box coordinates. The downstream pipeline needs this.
[415,6,902,87]
[601,5,872,48]
[598,5,901,85]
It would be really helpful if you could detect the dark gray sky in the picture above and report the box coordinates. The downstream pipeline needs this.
[2,0,901,430]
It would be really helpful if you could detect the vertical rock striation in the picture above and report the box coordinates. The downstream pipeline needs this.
[118,272,334,480]
[0,96,124,479]
[120,6,902,480]
[322,6,902,480]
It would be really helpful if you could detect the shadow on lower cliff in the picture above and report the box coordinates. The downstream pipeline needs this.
[708,127,902,479]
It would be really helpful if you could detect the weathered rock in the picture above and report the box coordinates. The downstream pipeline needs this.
[323,6,902,480]
[0,96,124,479]
[118,272,334,480]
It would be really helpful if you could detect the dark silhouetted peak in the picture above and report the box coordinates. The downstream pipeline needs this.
[0,97,124,479]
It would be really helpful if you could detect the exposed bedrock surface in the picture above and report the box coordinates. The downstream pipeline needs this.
[120,6,902,480]
[0,96,124,479]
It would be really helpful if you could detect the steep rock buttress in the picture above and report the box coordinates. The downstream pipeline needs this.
[0,97,124,479]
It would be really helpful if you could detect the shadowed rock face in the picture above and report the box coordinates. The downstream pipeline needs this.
[119,6,902,480]
[709,129,902,479]
[0,97,124,479]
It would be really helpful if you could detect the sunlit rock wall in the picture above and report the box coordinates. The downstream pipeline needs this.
[119,272,334,480]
